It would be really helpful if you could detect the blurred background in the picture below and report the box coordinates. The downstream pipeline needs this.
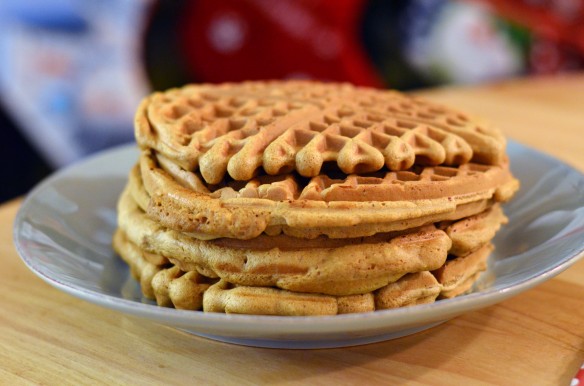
[1,0,583,202]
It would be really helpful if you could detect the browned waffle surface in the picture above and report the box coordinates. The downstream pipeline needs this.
[136,81,507,184]
[114,224,492,316]
[434,243,493,299]
[115,185,506,297]
[137,149,518,239]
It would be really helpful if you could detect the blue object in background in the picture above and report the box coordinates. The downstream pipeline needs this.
[0,0,150,168]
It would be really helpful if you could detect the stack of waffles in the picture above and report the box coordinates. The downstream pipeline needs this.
[113,81,519,316]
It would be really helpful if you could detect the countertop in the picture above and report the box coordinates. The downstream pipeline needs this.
[2,73,583,385]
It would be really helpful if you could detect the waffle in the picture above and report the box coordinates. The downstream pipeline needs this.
[440,205,508,256]
[434,243,493,299]
[114,227,492,316]
[201,244,493,316]
[201,274,441,316]
[135,81,507,184]
[115,183,506,296]
[139,148,518,240]
[114,229,442,315]
[116,186,450,295]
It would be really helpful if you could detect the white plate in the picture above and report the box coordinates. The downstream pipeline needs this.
[13,141,584,349]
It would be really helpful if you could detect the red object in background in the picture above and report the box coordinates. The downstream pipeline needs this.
[473,0,584,52]
[528,36,583,74]
[471,0,584,74]
[573,363,584,386]
[178,0,383,88]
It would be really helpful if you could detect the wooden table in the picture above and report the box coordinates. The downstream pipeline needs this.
[2,74,583,385]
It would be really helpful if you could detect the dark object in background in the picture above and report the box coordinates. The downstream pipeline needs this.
[0,104,52,202]
[143,0,193,91]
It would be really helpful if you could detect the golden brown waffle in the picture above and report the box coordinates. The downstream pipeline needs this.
[114,228,489,316]
[434,243,493,299]
[113,233,443,315]
[151,266,214,310]
[441,205,508,256]
[138,149,518,240]
[115,184,506,297]
[135,81,506,184]
[113,229,161,299]
[201,274,442,316]
[116,186,450,295]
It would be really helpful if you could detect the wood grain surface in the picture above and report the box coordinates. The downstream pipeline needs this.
[2,73,583,385]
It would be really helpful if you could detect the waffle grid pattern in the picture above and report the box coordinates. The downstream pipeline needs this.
[137,81,505,184]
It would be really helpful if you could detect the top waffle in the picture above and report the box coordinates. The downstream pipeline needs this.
[136,81,507,184]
